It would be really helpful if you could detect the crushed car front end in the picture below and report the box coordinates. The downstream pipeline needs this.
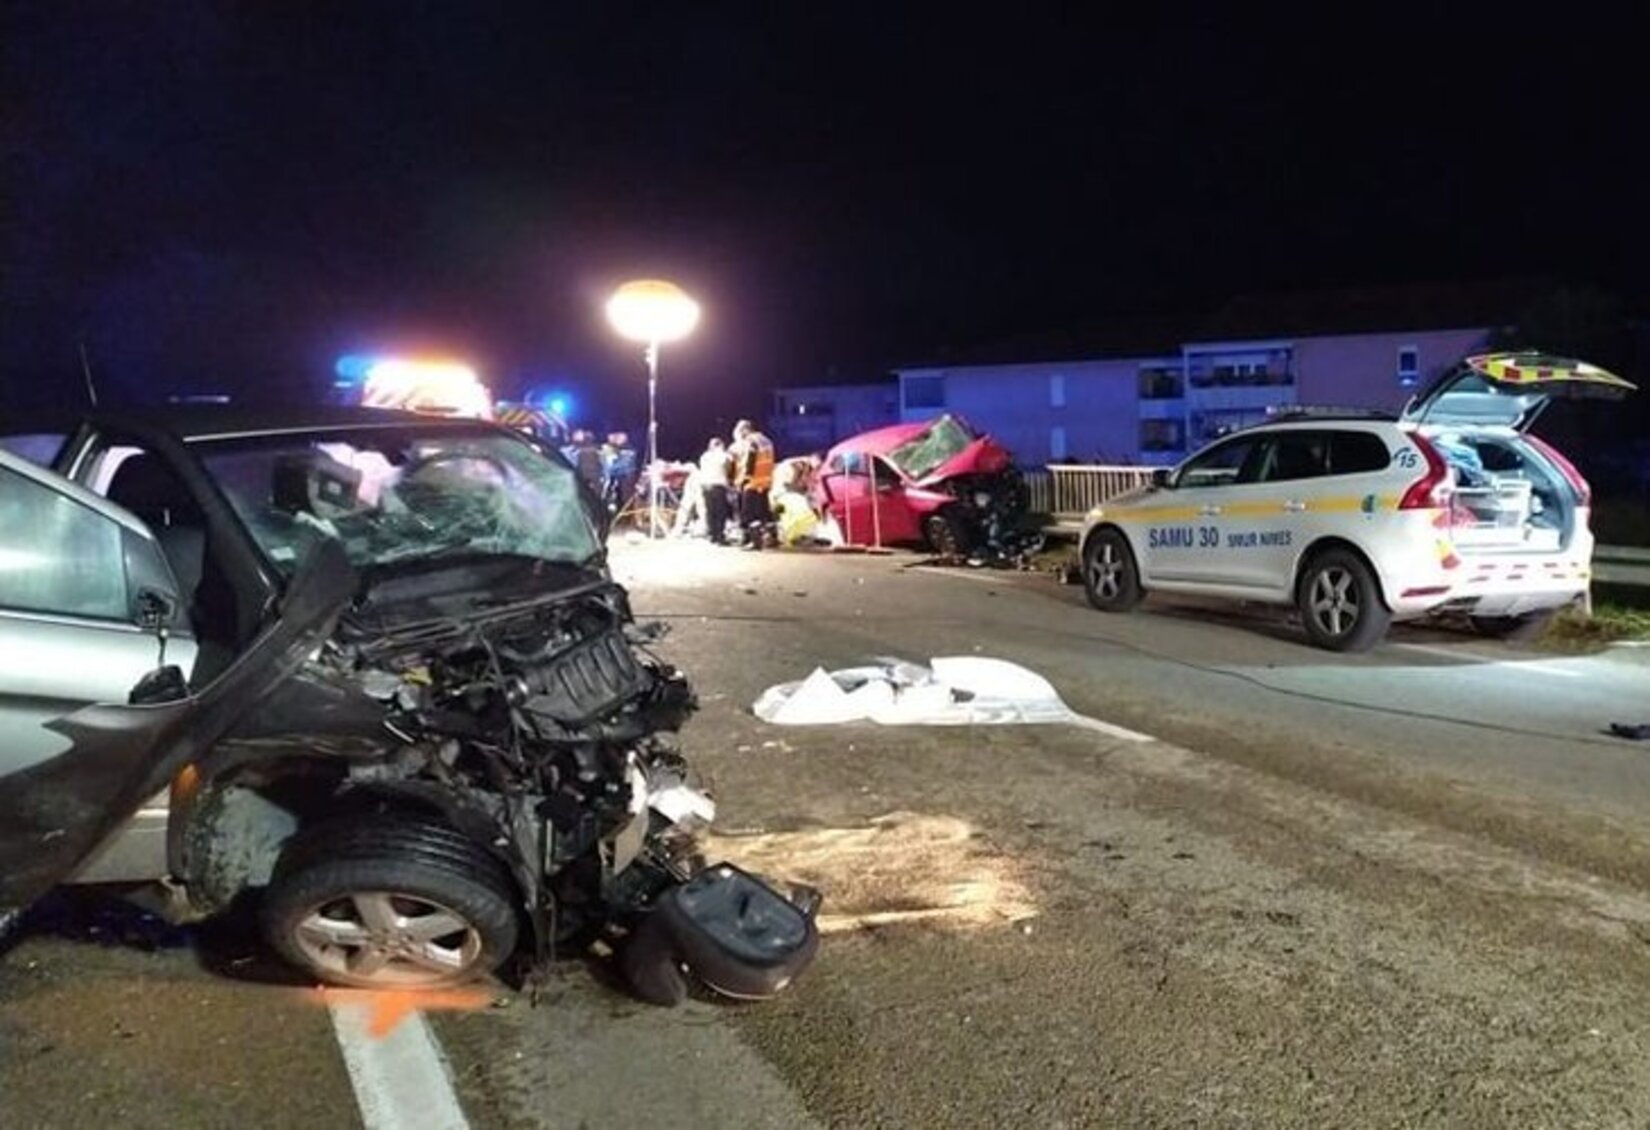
[36,415,818,1001]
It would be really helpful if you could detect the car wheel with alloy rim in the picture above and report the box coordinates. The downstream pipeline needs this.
[1083,528,1144,612]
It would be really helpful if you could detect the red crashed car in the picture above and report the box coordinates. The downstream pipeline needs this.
[814,413,1029,555]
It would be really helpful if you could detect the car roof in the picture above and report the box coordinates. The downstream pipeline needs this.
[71,405,498,443]
[1257,407,1398,425]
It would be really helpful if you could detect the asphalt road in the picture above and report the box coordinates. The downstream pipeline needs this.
[5,538,1650,1128]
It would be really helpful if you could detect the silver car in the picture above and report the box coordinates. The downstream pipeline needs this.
[0,448,198,882]
[0,410,818,1002]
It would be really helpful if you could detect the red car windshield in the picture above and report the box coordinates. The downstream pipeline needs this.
[887,415,976,480]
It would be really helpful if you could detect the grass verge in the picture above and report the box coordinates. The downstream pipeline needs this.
[1541,600,1650,649]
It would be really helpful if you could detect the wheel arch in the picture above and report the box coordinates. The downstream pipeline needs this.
[173,760,519,916]
[1292,536,1390,610]
[1080,521,1141,567]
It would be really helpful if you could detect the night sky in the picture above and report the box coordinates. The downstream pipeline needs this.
[3,5,1645,453]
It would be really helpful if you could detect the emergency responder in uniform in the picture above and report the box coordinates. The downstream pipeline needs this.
[566,430,606,501]
[698,436,734,545]
[730,419,776,549]
[601,432,638,515]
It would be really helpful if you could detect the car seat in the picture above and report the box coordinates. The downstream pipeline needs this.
[104,454,208,603]
[1272,441,1325,482]
[104,454,239,683]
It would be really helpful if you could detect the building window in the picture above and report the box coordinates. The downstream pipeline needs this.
[903,374,945,411]
[1049,426,1068,461]
[1397,346,1420,387]
[1049,373,1066,408]
[1138,367,1183,399]
[1189,357,1292,388]
[1139,419,1184,453]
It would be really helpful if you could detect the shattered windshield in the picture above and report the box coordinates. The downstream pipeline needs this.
[196,425,601,575]
[886,415,976,480]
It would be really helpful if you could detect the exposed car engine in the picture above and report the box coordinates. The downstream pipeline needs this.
[321,581,718,958]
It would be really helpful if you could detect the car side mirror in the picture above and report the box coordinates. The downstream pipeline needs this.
[128,664,189,705]
[1151,467,1174,490]
[133,587,178,631]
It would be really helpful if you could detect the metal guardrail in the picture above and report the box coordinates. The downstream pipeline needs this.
[1024,464,1158,526]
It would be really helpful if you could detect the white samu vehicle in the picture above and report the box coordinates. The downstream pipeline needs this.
[1079,352,1636,651]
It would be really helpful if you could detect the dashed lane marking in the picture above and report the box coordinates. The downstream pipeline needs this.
[329,997,471,1130]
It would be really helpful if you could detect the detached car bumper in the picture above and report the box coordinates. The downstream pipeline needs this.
[623,864,821,1006]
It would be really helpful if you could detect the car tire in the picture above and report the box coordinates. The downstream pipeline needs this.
[1470,609,1557,643]
[261,815,520,989]
[924,510,969,557]
[1083,528,1144,612]
[1296,549,1390,652]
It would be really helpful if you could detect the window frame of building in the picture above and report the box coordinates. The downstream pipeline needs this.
[902,374,946,411]
[1139,418,1184,453]
[1397,346,1420,387]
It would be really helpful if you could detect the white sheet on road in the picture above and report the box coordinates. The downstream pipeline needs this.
[752,656,1149,740]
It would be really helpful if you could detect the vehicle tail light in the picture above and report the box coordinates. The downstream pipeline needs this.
[1524,434,1591,507]
[1397,432,1451,510]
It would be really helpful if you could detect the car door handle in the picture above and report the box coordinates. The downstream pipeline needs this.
[1198,505,1222,517]
[1282,500,1307,513]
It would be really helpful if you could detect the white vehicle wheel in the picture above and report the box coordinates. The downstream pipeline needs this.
[1083,529,1143,612]
[262,817,519,988]
[1297,549,1390,652]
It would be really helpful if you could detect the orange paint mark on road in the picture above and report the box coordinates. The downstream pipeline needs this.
[308,986,491,1038]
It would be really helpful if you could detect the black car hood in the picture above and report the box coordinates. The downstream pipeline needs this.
[344,555,611,637]
[0,540,355,921]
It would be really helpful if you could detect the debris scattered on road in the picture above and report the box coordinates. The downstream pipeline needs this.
[705,812,1036,932]
[1609,722,1650,740]
[752,656,1142,738]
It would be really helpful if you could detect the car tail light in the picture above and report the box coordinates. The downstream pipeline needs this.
[1525,434,1591,506]
[1398,432,1451,510]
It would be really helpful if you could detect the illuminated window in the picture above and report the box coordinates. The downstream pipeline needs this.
[1397,346,1420,386]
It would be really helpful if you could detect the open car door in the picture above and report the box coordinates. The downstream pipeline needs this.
[0,540,354,929]
[1402,351,1637,430]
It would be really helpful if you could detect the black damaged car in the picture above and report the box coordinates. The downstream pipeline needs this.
[0,407,817,1004]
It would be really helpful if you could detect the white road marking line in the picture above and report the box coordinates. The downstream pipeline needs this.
[1069,714,1155,742]
[1499,661,1585,679]
[329,1001,470,1130]
[1392,642,1483,663]
[1391,642,1585,678]
[908,566,1019,584]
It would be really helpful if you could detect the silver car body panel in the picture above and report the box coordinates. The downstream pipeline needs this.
[0,446,198,800]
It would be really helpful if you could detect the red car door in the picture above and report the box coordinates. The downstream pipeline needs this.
[819,454,920,546]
